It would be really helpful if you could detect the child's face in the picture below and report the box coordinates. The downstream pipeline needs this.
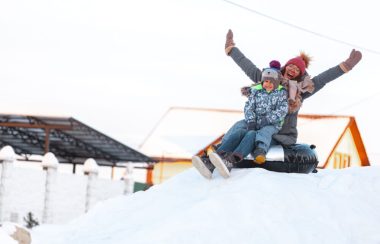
[284,64,300,80]
[262,80,274,92]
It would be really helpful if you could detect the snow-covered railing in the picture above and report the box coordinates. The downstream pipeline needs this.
[41,152,59,224]
[83,158,99,212]
[0,146,16,222]
[0,145,135,225]
[123,163,135,195]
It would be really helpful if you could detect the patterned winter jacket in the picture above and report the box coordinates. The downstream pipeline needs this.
[244,84,288,130]
[230,47,346,146]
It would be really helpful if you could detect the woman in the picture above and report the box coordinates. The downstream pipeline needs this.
[223,29,361,146]
[192,29,362,179]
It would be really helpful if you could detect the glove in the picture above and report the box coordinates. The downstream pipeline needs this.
[241,86,252,97]
[258,118,270,128]
[225,29,235,55]
[247,122,256,131]
[341,49,362,72]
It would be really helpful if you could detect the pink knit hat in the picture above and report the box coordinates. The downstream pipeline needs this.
[285,52,311,76]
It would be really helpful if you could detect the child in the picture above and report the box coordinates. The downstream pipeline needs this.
[241,52,314,114]
[192,61,288,179]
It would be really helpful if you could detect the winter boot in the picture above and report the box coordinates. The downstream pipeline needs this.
[253,147,267,164]
[208,152,236,178]
[192,155,215,179]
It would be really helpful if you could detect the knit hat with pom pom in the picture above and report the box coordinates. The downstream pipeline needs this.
[285,52,311,77]
[261,60,282,89]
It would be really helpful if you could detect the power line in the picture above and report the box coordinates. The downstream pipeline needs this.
[222,0,380,55]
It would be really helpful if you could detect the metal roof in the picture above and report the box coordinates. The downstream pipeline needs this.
[0,114,155,166]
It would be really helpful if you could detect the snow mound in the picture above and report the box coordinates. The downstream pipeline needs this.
[32,166,380,244]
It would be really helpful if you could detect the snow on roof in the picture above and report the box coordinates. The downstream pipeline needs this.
[139,107,243,159]
[140,107,352,163]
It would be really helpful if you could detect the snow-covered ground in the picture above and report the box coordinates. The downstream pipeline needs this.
[19,166,380,244]
[0,223,18,244]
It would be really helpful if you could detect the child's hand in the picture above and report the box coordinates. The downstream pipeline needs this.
[247,122,256,131]
[258,118,269,128]
[241,86,251,97]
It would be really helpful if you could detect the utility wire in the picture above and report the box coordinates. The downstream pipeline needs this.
[222,0,380,55]
[222,0,380,114]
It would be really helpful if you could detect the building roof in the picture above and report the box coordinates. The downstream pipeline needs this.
[139,107,243,161]
[0,114,155,166]
[139,107,368,167]
[296,114,369,167]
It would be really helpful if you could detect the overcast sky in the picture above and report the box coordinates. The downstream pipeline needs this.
[1,0,379,163]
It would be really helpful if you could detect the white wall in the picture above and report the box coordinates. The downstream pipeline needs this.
[0,163,127,225]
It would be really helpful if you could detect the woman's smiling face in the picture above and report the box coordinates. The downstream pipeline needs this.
[284,64,301,80]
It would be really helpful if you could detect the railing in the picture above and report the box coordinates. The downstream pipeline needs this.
[0,145,135,224]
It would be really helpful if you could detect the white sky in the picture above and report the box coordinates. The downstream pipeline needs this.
[13,166,380,243]
[1,0,380,163]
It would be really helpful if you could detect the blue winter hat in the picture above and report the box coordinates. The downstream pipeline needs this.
[261,60,282,89]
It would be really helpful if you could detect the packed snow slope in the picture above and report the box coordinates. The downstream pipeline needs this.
[32,166,380,244]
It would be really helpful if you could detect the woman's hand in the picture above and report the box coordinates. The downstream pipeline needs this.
[225,29,235,55]
[341,49,362,71]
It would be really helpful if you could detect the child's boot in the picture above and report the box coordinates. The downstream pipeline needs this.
[208,152,237,179]
[192,155,215,179]
[253,147,267,164]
